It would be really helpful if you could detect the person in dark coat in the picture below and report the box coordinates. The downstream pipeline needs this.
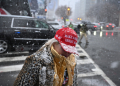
[78,23,89,44]
[77,24,81,29]
[77,24,81,37]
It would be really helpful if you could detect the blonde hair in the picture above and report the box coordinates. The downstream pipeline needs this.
[29,38,58,57]
[37,38,58,52]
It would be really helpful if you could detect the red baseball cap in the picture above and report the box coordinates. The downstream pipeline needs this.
[54,27,78,55]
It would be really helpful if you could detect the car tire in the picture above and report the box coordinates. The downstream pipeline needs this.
[0,40,9,54]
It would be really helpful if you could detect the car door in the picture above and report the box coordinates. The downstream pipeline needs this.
[31,20,55,44]
[11,18,35,45]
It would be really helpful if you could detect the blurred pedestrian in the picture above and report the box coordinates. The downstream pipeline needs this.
[78,23,89,44]
[77,23,81,38]
[13,27,78,86]
[77,24,81,30]
[68,22,74,30]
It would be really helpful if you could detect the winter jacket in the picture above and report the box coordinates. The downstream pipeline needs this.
[68,24,74,30]
[80,25,88,33]
[13,40,77,86]
[77,24,81,30]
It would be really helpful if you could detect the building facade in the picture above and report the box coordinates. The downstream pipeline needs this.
[74,0,119,26]
[46,0,59,20]
[74,0,96,22]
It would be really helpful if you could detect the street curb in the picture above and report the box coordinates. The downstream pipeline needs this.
[76,44,116,86]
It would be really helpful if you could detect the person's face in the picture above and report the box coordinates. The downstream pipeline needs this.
[53,43,72,57]
[60,45,71,57]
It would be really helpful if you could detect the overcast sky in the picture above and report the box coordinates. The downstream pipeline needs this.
[59,0,79,10]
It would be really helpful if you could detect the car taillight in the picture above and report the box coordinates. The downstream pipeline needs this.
[106,25,109,27]
[109,23,112,25]
[106,32,108,36]
[111,32,113,36]
[112,26,114,28]
[94,25,97,28]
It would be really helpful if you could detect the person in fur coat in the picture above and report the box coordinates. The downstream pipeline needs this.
[13,27,78,86]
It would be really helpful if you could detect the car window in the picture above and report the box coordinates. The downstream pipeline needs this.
[13,18,34,27]
[13,18,49,29]
[48,23,59,25]
[0,17,12,28]
[93,23,99,25]
[100,22,106,26]
[38,21,49,29]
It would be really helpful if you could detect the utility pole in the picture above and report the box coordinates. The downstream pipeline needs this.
[44,0,47,20]
[118,1,120,26]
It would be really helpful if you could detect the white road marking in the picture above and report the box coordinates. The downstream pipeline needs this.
[102,75,117,86]
[78,53,86,56]
[77,59,94,64]
[0,64,23,73]
[76,44,116,86]
[78,72,101,77]
[0,56,27,62]
[2,51,29,55]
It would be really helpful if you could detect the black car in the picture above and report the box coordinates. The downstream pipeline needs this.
[0,15,56,54]
[105,23,115,30]
[98,22,115,30]
[92,23,101,31]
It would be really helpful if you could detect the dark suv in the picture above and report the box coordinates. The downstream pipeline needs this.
[0,15,56,54]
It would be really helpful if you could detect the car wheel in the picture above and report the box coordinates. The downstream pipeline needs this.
[0,40,9,54]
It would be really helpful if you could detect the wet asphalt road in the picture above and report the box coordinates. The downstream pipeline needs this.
[80,30,120,86]
[0,29,120,86]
